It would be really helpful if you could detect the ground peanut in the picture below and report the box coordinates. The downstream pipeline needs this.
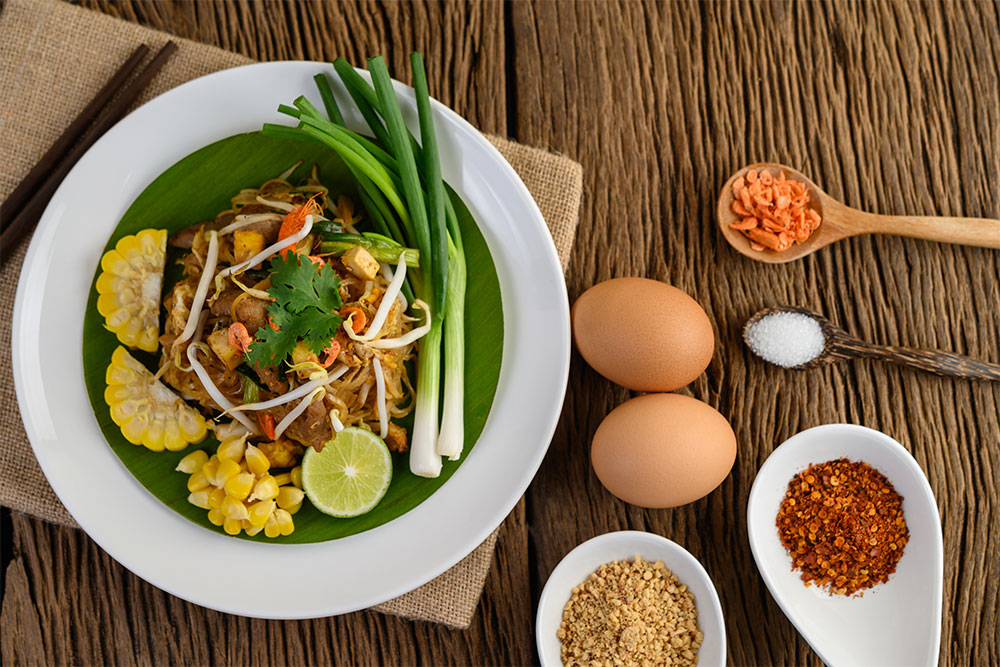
[557,556,703,666]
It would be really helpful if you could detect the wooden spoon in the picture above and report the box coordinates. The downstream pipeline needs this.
[743,306,1000,380]
[718,163,1000,263]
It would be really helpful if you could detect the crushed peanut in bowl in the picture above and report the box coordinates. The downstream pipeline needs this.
[557,555,703,667]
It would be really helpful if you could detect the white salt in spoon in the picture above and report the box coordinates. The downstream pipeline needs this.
[747,424,943,666]
[743,306,1000,380]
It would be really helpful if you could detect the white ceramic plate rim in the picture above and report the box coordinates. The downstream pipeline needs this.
[746,424,943,666]
[11,61,570,618]
[535,531,727,667]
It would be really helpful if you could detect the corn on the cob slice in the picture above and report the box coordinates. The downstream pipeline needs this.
[96,228,167,352]
[176,450,209,474]
[105,346,207,451]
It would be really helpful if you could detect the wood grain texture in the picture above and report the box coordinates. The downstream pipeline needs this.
[3,0,999,665]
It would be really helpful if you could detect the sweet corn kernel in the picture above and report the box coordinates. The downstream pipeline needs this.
[245,443,270,476]
[271,472,292,486]
[223,517,242,535]
[248,499,276,528]
[215,458,241,487]
[176,449,208,474]
[277,486,305,510]
[244,522,264,537]
[284,500,303,515]
[208,487,226,510]
[263,513,280,538]
[225,472,255,500]
[274,508,294,536]
[202,455,221,485]
[187,490,212,510]
[207,508,225,526]
[217,435,247,462]
[187,470,210,492]
[249,475,279,502]
[290,466,303,489]
[222,495,249,521]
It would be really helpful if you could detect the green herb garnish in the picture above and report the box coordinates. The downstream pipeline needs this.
[245,254,343,368]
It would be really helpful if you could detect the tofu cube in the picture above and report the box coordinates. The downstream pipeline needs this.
[207,329,245,370]
[233,230,265,264]
[341,245,380,281]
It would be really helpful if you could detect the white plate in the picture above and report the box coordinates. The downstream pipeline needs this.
[535,531,726,666]
[11,61,570,619]
[747,424,943,666]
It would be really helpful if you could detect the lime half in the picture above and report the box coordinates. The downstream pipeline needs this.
[302,427,393,518]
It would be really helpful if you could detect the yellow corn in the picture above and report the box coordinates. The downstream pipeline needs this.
[271,472,292,486]
[263,513,280,538]
[244,522,264,537]
[290,466,303,489]
[276,486,305,511]
[223,517,242,536]
[284,500,303,515]
[187,490,212,510]
[201,455,221,486]
[249,475,279,502]
[222,495,249,521]
[215,458,241,488]
[208,487,226,510]
[274,508,295,536]
[225,472,255,500]
[207,508,225,526]
[187,470,210,492]
[217,435,247,462]
[176,450,209,474]
[95,229,166,352]
[247,499,276,528]
[244,443,270,476]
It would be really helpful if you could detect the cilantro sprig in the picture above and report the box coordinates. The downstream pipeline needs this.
[245,254,343,368]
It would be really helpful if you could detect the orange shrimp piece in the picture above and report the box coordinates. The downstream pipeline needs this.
[340,307,367,334]
[277,194,323,258]
[227,322,253,354]
[320,339,341,368]
[729,168,821,252]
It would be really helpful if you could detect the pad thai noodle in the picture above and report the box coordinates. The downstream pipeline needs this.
[159,167,417,455]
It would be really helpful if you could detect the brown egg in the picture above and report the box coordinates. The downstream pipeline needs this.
[571,278,714,392]
[591,393,736,508]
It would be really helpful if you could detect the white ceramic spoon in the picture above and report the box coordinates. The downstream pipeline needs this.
[748,424,943,667]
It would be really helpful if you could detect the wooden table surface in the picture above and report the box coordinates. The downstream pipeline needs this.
[3,1,999,665]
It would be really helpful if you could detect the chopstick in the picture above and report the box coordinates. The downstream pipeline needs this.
[0,44,149,228]
[0,41,178,265]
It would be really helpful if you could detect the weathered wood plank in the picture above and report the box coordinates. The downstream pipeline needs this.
[511,1,999,666]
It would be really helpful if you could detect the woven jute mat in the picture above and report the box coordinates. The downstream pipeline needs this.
[0,0,581,629]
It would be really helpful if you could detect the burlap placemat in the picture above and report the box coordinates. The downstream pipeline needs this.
[0,0,582,629]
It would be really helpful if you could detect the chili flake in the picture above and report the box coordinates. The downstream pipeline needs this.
[776,458,909,596]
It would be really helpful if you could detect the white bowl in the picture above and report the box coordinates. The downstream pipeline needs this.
[11,61,570,618]
[747,424,943,667]
[535,531,726,666]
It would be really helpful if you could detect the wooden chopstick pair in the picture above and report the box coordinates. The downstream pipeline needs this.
[0,41,179,265]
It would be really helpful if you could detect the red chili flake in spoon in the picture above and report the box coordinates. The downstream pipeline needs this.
[776,458,909,596]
